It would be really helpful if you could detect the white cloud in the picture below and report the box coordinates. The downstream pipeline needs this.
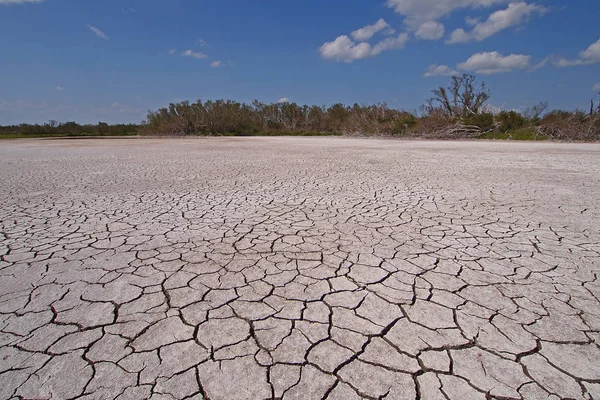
[529,56,548,71]
[428,51,545,76]
[415,21,445,40]
[55,86,64,91]
[424,64,458,77]
[87,25,108,40]
[351,19,394,41]
[448,29,470,43]
[458,51,531,74]
[386,0,509,26]
[556,38,600,67]
[277,97,290,104]
[556,59,584,67]
[168,48,177,55]
[447,2,547,43]
[182,49,207,59]
[593,83,600,92]
[372,33,410,54]
[319,35,373,62]
[582,38,600,62]
[197,39,208,47]
[465,16,481,26]
[0,0,43,4]
[319,32,409,62]
[210,60,232,68]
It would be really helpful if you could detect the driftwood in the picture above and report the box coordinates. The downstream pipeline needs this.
[538,114,599,141]
[436,124,486,138]
[416,123,488,139]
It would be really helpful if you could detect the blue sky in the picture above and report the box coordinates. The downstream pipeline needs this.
[0,0,599,124]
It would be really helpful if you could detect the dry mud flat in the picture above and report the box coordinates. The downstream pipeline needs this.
[1,137,600,400]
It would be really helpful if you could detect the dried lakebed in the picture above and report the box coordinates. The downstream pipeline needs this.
[1,137,600,400]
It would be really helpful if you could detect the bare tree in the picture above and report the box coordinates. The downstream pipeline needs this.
[590,95,600,116]
[524,101,548,121]
[429,74,490,118]
[430,86,454,117]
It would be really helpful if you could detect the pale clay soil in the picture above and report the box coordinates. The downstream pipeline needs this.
[1,137,600,400]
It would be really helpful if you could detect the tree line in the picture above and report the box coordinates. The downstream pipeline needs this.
[2,75,599,140]
[141,100,416,136]
[0,121,139,137]
[140,74,600,140]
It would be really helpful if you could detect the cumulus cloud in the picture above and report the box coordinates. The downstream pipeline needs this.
[182,49,207,59]
[87,25,108,40]
[277,97,290,104]
[447,2,547,43]
[319,36,372,62]
[415,21,445,40]
[458,51,531,74]
[55,86,64,91]
[426,51,533,76]
[197,39,208,47]
[465,16,481,26]
[448,29,470,44]
[556,59,584,67]
[593,83,600,92]
[386,0,509,26]
[351,19,395,41]
[372,33,410,54]
[556,38,600,67]
[424,64,458,77]
[319,32,409,62]
[0,0,43,4]
[582,39,600,61]
[168,48,177,55]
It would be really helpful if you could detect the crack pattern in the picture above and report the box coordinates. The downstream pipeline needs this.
[1,138,600,400]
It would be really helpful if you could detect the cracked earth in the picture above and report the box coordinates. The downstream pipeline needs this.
[1,137,600,400]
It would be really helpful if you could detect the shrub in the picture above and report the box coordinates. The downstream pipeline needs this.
[408,112,452,138]
[463,113,494,131]
[538,110,600,141]
[496,111,526,133]
[392,113,417,135]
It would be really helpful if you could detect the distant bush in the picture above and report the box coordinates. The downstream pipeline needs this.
[405,110,455,138]
[496,111,526,133]
[392,113,417,135]
[463,112,495,131]
[538,110,600,141]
